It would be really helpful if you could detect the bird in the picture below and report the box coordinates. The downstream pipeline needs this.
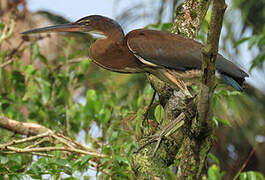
[22,15,248,92]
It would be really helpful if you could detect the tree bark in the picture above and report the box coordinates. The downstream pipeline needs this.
[131,0,226,179]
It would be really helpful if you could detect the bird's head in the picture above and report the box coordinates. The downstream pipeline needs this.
[22,15,124,37]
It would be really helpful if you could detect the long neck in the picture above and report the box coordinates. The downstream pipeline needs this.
[104,28,124,42]
[90,34,123,61]
[95,16,125,42]
[89,29,141,73]
[89,32,124,68]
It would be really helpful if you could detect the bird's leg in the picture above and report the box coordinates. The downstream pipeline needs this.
[143,89,156,122]
[149,95,196,156]
[163,71,192,97]
[136,112,186,156]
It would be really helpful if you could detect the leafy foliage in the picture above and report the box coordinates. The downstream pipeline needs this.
[0,21,151,178]
[235,27,265,71]
[145,22,173,32]
[239,171,265,180]
[1,2,265,178]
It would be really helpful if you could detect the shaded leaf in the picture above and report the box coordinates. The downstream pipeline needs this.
[154,104,165,123]
[250,53,265,71]
[234,37,250,47]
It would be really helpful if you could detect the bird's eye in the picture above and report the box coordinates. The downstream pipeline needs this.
[77,20,90,26]
[80,20,91,26]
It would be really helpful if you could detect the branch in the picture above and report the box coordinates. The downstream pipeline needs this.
[4,146,105,157]
[0,116,52,135]
[0,116,107,159]
[132,0,214,179]
[0,19,15,44]
[0,116,111,176]
[197,0,227,130]
[172,0,211,38]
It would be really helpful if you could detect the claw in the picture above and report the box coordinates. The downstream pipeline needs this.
[136,112,186,156]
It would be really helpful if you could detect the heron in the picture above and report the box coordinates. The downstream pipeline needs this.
[22,15,248,92]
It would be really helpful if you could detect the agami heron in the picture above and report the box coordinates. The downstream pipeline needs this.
[22,15,248,91]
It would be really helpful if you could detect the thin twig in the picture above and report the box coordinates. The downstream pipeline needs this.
[0,116,107,160]
[5,146,106,158]
[233,147,256,180]
[51,133,75,149]
[31,152,54,157]
[0,19,15,44]
[0,40,24,68]
[25,138,50,149]
[0,59,14,68]
[0,132,50,149]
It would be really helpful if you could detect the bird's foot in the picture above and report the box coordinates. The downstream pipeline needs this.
[136,113,185,157]
[135,133,162,157]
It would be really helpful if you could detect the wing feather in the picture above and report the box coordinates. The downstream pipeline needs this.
[126,29,248,84]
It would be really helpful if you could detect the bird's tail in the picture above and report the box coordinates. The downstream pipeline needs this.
[220,73,243,92]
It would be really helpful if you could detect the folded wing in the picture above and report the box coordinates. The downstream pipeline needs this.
[126,29,248,86]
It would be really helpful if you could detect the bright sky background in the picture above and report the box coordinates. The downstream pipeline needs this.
[26,0,151,32]
[27,0,115,21]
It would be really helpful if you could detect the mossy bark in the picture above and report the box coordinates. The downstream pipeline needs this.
[131,0,226,179]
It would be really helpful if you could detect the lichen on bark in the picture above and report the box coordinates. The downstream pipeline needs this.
[131,0,226,179]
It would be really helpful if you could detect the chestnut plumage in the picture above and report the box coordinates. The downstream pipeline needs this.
[22,15,248,91]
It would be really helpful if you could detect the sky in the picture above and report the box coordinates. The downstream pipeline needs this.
[26,0,150,32]
[27,0,115,21]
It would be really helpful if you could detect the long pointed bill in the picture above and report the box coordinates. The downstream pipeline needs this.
[21,23,82,35]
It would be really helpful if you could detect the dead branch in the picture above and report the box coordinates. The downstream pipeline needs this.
[0,115,107,159]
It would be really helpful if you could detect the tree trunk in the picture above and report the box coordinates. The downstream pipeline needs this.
[131,0,226,179]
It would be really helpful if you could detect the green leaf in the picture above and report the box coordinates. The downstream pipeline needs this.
[137,96,144,108]
[11,71,25,93]
[250,53,265,71]
[100,108,111,124]
[30,42,40,61]
[208,164,225,180]
[36,78,51,105]
[86,89,97,102]
[113,155,129,164]
[154,104,165,124]
[110,131,118,142]
[215,90,242,98]
[94,101,103,114]
[80,59,91,73]
[54,159,68,166]
[39,54,48,65]
[258,35,265,47]
[80,155,92,166]
[234,37,250,47]
[145,23,173,32]
[0,155,8,164]
[0,23,5,29]
[9,155,22,165]
[208,153,220,165]
[213,116,231,127]
[239,171,265,180]
[248,35,260,49]
[24,65,35,76]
